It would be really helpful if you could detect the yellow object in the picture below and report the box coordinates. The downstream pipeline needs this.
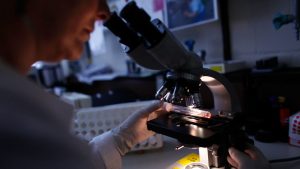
[210,65,223,73]
[171,153,200,169]
[203,60,245,74]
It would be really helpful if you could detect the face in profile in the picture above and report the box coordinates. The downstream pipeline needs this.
[29,0,110,62]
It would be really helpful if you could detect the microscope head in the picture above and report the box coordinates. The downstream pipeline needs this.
[104,1,205,109]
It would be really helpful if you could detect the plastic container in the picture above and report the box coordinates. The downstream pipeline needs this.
[72,100,163,151]
[289,112,300,147]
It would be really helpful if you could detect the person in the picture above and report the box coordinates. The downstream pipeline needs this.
[0,0,270,169]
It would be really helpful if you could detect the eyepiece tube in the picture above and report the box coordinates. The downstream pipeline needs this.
[120,1,164,47]
[104,12,167,70]
[103,12,141,52]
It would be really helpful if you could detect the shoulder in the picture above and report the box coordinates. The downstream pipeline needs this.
[0,61,96,169]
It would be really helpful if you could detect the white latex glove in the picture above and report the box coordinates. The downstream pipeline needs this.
[111,100,172,155]
[227,145,271,169]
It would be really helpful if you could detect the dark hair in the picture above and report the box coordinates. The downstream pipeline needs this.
[15,0,26,16]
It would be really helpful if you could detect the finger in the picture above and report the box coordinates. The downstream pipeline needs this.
[227,156,238,168]
[162,102,173,112]
[136,100,164,117]
[244,149,258,160]
[148,102,173,120]
[148,109,170,120]
[228,147,248,163]
[147,100,164,111]
[244,146,266,160]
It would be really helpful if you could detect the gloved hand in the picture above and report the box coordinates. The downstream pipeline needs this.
[111,100,172,155]
[227,144,271,169]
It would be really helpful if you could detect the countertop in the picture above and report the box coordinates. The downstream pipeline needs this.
[123,136,300,169]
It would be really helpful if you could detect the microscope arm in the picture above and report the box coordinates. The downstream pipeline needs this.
[201,68,241,115]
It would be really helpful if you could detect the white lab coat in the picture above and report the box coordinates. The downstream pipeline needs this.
[0,60,121,169]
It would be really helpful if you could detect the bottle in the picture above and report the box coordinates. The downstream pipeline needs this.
[278,96,290,142]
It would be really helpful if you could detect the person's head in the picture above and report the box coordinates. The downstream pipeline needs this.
[0,0,110,73]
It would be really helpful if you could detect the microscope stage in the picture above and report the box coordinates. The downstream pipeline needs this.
[147,113,234,147]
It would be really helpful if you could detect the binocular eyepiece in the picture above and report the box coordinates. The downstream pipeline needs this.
[104,1,165,51]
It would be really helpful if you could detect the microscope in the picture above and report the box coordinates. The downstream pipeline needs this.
[104,1,251,169]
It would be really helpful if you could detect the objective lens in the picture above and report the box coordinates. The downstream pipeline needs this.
[155,86,169,100]
[189,93,203,108]
[162,92,171,102]
[171,84,185,105]
[155,80,173,100]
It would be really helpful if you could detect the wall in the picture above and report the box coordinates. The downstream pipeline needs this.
[172,20,224,63]
[91,30,129,73]
[229,0,300,67]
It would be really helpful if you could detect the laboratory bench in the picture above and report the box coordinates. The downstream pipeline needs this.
[64,72,159,106]
[123,136,300,169]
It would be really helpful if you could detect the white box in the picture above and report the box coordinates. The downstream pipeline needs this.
[61,92,92,109]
